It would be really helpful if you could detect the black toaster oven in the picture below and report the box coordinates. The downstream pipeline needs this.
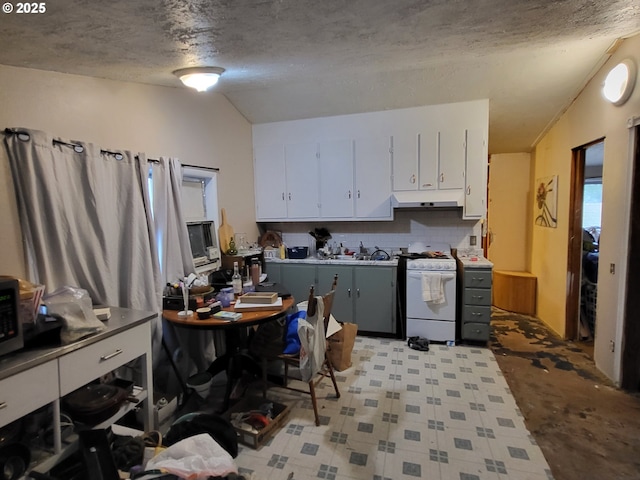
[0,276,23,357]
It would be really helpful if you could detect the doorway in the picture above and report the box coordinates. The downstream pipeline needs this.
[567,139,604,355]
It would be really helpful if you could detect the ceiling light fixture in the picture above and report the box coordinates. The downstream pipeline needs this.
[602,59,636,106]
[173,66,225,92]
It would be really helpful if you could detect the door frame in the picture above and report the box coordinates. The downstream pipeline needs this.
[566,138,604,340]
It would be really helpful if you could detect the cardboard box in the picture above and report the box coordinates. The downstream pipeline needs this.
[226,396,290,449]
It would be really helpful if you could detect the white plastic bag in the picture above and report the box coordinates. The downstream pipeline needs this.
[145,433,237,480]
[44,286,106,344]
[297,296,325,383]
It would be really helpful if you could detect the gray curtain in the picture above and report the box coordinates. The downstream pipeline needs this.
[4,128,163,363]
[150,158,217,375]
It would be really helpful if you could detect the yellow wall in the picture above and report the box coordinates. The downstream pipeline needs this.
[0,65,257,279]
[487,153,532,271]
[532,33,640,382]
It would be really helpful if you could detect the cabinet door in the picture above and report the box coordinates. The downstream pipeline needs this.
[354,136,392,219]
[254,144,287,220]
[391,132,418,191]
[438,129,465,190]
[280,264,317,305]
[285,142,320,218]
[418,128,438,190]
[463,128,488,219]
[265,263,282,284]
[318,265,354,324]
[354,266,396,333]
[319,140,354,218]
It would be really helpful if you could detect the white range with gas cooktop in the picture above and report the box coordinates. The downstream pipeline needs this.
[405,244,457,343]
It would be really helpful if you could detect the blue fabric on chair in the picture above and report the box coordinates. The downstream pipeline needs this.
[283,310,306,354]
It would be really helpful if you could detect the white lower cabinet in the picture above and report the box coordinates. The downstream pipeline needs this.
[0,361,58,427]
[0,309,155,476]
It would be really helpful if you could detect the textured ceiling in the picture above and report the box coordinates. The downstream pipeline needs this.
[1,0,639,153]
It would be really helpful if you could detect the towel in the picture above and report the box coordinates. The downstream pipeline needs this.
[421,272,445,304]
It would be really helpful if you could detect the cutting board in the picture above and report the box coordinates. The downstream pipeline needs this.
[218,208,234,254]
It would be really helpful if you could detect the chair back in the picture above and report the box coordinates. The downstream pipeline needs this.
[306,274,338,331]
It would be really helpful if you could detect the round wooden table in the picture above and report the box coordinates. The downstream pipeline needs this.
[163,296,295,411]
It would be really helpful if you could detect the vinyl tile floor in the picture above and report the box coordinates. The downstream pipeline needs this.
[233,337,554,480]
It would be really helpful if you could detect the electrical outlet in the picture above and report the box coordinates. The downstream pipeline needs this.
[469,235,477,246]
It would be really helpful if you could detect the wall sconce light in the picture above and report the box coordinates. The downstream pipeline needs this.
[602,59,636,106]
[173,66,225,92]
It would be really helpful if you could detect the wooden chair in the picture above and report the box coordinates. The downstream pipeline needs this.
[261,274,341,426]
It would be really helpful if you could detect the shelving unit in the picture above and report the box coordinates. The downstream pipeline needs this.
[0,307,156,476]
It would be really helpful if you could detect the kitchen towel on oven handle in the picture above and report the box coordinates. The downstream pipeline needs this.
[408,272,455,304]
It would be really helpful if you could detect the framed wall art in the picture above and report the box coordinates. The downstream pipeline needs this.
[535,175,558,228]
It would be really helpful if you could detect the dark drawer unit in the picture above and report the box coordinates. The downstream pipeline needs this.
[456,259,493,343]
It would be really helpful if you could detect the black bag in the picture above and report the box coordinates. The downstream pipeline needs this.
[164,413,238,458]
[407,336,430,352]
[248,317,286,357]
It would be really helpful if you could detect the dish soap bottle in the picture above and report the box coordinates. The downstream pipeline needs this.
[227,237,238,255]
[232,261,242,297]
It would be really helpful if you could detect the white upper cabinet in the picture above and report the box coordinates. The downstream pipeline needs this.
[391,132,418,191]
[417,127,438,190]
[254,144,287,220]
[437,128,466,190]
[252,99,488,221]
[354,136,392,219]
[319,139,354,218]
[284,142,320,218]
[463,128,488,219]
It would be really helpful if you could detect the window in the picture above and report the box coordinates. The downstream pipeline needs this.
[582,180,602,230]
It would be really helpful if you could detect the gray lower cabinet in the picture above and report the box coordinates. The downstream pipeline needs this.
[267,262,396,334]
[318,265,354,324]
[280,264,317,306]
[354,265,396,334]
[457,262,492,342]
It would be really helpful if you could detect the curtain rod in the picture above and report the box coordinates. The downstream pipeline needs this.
[182,163,220,172]
[138,158,219,172]
[4,130,218,172]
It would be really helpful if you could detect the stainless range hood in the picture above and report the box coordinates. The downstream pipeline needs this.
[392,190,464,208]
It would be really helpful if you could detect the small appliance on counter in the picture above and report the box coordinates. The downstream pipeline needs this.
[0,276,23,357]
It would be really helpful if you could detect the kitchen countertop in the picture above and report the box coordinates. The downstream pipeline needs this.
[265,257,398,267]
[456,254,494,268]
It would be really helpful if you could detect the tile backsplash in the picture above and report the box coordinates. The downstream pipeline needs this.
[261,209,484,255]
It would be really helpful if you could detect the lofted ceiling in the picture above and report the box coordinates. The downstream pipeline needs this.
[1,0,639,153]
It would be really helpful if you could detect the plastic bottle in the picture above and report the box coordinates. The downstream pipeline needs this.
[232,261,242,296]
[279,244,286,259]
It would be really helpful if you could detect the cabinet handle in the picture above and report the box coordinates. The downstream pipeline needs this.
[472,295,484,300]
[471,312,484,317]
[0,402,7,410]
[347,288,351,298]
[281,192,285,201]
[348,190,352,199]
[473,278,484,282]
[288,193,292,201]
[422,183,432,187]
[467,186,471,195]
[357,289,360,298]
[357,190,361,198]
[440,173,444,183]
[100,349,123,361]
[410,174,416,184]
